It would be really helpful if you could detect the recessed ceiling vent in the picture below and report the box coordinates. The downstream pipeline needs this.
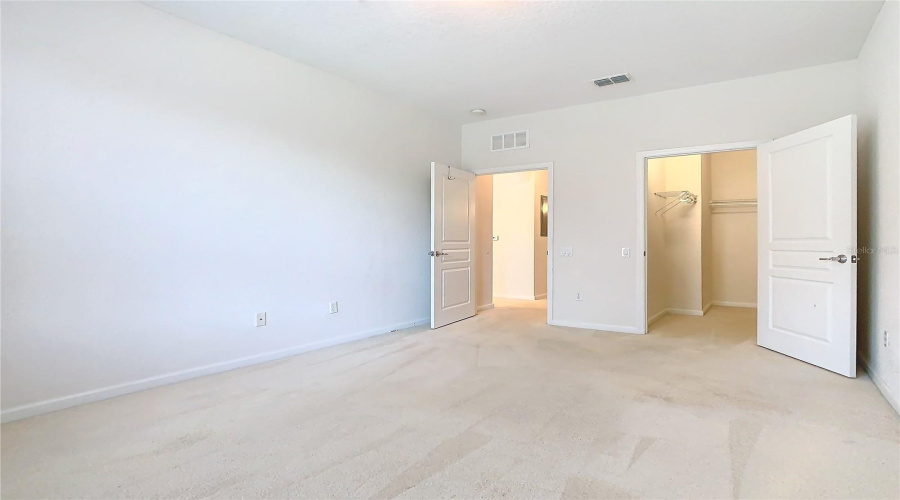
[491,130,529,152]
[593,73,631,88]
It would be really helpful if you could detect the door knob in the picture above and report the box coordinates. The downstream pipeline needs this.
[819,254,848,263]
[429,250,448,257]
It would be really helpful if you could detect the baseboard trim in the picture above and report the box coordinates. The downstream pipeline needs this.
[0,317,429,423]
[861,357,900,415]
[711,301,757,308]
[494,294,540,301]
[477,303,495,311]
[534,293,547,300]
[702,302,713,315]
[549,319,642,335]
[647,309,668,325]
[667,308,705,316]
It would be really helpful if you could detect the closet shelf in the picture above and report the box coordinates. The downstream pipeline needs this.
[654,190,693,198]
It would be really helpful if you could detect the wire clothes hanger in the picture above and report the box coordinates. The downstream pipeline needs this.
[654,190,698,216]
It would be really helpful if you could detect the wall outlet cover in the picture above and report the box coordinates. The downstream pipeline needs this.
[329,301,339,314]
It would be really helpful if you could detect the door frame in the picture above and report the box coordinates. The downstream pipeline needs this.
[470,162,554,324]
[635,141,767,334]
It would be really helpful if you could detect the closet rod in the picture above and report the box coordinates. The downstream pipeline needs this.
[708,199,757,207]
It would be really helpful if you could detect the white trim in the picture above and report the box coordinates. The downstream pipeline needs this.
[477,303,495,311]
[711,301,757,308]
[647,309,668,325]
[861,357,900,415]
[637,140,766,334]
[471,161,554,326]
[0,317,428,423]
[534,293,547,300]
[667,308,705,316]
[469,162,552,175]
[549,319,642,335]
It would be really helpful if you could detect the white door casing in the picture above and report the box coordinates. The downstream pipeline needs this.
[431,162,477,328]
[757,115,857,377]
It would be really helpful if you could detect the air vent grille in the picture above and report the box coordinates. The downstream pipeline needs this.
[490,130,529,152]
[594,73,631,87]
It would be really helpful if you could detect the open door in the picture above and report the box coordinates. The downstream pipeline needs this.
[431,162,476,329]
[757,115,857,376]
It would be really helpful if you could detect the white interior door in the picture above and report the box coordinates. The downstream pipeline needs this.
[757,115,857,377]
[431,162,476,329]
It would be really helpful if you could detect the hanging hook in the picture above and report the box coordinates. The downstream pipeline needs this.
[447,165,455,180]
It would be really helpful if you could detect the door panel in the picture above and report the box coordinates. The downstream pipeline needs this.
[431,162,476,328]
[757,115,857,377]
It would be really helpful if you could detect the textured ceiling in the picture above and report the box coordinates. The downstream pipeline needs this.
[147,1,883,124]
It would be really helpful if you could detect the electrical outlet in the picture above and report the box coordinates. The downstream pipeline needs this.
[575,292,583,301]
[256,312,266,327]
[329,301,339,314]
[560,246,573,257]
[884,330,890,348]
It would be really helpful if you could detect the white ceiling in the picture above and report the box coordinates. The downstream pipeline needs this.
[147,1,883,124]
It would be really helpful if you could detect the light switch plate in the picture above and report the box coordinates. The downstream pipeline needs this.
[256,312,266,327]
[622,247,630,257]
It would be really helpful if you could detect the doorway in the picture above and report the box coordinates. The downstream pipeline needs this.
[645,149,759,328]
[473,163,554,324]
[633,115,858,377]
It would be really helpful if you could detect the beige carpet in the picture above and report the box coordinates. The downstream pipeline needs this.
[2,301,898,499]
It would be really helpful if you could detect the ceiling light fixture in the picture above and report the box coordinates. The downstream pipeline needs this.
[470,109,486,116]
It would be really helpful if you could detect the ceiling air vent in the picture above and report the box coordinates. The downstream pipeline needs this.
[593,73,631,87]
[491,130,529,152]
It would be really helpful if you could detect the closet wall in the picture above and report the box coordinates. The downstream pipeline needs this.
[647,155,706,319]
[709,150,758,307]
[647,150,757,323]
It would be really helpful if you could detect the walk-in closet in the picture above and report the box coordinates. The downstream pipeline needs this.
[646,149,758,325]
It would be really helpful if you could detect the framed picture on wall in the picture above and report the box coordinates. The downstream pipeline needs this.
[540,195,548,237]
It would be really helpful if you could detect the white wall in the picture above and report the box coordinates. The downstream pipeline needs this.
[0,2,459,420]
[662,156,703,314]
[700,154,713,311]
[709,149,758,307]
[474,175,493,309]
[492,171,536,300]
[857,1,899,413]
[646,160,668,321]
[462,61,858,332]
[533,170,548,298]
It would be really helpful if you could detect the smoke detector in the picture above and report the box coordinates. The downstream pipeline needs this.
[593,73,631,87]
